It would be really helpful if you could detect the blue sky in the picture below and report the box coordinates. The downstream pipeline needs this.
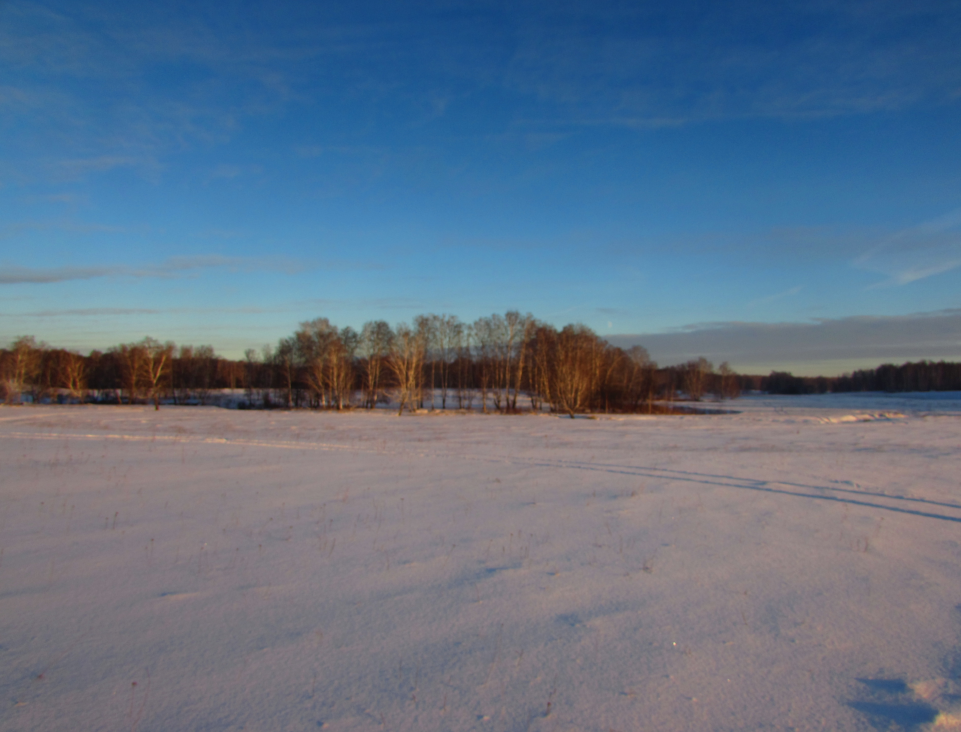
[2,0,961,375]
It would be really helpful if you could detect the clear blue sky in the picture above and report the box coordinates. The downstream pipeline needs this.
[2,0,960,375]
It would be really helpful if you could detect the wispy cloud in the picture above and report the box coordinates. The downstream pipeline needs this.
[0,265,123,284]
[604,218,961,282]
[496,2,961,129]
[294,144,385,159]
[0,255,320,285]
[4,305,291,317]
[55,155,145,175]
[206,163,261,182]
[544,303,588,319]
[854,208,961,286]
[294,296,431,312]
[5,0,959,186]
[0,3,295,184]
[192,227,247,240]
[16,192,87,206]
[748,286,802,308]
[0,219,130,240]
[11,308,162,317]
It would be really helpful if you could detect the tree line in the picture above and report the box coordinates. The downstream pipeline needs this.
[0,312,742,415]
[740,360,961,395]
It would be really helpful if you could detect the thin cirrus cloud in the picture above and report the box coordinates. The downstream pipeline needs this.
[0,255,322,285]
[748,286,803,308]
[594,307,633,317]
[5,305,290,317]
[55,156,146,175]
[0,302,420,328]
[11,308,162,317]
[854,208,961,286]
[661,212,961,286]
[4,0,959,176]
[294,297,434,313]
[1,5,264,178]
[496,2,961,129]
[0,219,129,239]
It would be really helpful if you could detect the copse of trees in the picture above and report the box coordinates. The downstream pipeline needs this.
[8,322,956,409]
[0,311,744,414]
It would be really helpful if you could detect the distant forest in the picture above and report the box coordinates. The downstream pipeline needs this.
[747,361,961,395]
[2,311,959,413]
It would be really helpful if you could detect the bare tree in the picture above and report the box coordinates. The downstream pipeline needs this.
[621,346,657,412]
[472,316,501,412]
[295,319,357,409]
[529,324,558,412]
[218,357,244,391]
[109,338,173,408]
[87,350,123,403]
[330,326,359,410]
[432,314,462,410]
[58,350,87,401]
[553,325,599,417]
[1,336,42,404]
[718,362,741,399]
[360,320,393,409]
[273,338,297,408]
[115,342,146,404]
[454,324,474,410]
[296,318,336,408]
[415,315,437,409]
[173,345,217,405]
[388,322,425,415]
[529,325,619,417]
[468,312,535,412]
[173,345,196,404]
[682,357,713,401]
[417,314,465,410]
[141,338,175,410]
[243,348,260,407]
[193,345,218,405]
[504,311,535,412]
[590,338,622,413]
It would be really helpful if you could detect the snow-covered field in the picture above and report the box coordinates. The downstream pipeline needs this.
[2,395,961,731]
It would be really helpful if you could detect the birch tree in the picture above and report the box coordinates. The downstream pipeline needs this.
[682,357,713,401]
[360,320,393,409]
[58,350,87,400]
[415,315,437,409]
[454,324,474,410]
[274,338,297,408]
[504,311,534,411]
[296,318,337,408]
[388,322,425,415]
[1,336,42,404]
[472,316,498,412]
[141,338,175,410]
[116,342,146,404]
[329,326,358,409]
[718,362,741,399]
[433,314,462,410]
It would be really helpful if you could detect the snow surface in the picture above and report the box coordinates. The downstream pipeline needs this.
[2,396,961,731]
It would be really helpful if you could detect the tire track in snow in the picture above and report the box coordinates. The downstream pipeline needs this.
[504,457,961,512]
[4,428,961,524]
[495,456,961,523]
